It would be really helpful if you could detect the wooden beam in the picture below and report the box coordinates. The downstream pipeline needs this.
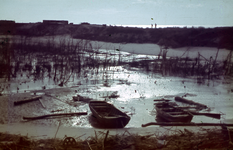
[14,96,42,105]
[141,122,233,127]
[190,112,221,119]
[175,97,207,108]
[23,112,87,120]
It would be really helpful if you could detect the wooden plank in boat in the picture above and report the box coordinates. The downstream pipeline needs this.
[93,106,109,108]
[168,112,186,115]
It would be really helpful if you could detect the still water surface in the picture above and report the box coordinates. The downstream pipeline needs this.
[1,40,233,128]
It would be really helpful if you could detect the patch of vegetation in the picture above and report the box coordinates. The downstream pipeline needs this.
[0,128,232,149]
[1,22,233,49]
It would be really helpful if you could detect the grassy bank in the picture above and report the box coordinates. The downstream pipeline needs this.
[0,127,232,149]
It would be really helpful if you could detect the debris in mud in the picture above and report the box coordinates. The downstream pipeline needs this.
[102,91,120,99]
[154,99,171,102]
[51,109,64,113]
[118,79,131,85]
[109,91,120,98]
[66,101,82,107]
[14,96,42,106]
[73,94,93,103]
[182,93,197,97]
[23,112,88,120]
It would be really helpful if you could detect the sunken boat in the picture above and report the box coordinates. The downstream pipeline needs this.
[155,102,193,122]
[89,101,131,128]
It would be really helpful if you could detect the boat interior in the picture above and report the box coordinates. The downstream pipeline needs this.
[156,103,189,116]
[90,102,125,117]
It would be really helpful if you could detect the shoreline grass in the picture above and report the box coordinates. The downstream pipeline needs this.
[0,127,232,149]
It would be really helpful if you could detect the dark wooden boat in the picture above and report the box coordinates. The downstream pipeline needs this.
[155,102,193,122]
[89,101,130,128]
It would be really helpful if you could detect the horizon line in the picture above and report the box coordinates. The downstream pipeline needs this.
[1,19,232,28]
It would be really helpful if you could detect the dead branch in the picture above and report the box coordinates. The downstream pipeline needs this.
[23,112,87,120]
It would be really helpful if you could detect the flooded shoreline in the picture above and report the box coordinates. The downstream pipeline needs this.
[0,36,233,130]
[1,66,233,128]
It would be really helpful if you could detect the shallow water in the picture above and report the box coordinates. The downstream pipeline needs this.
[2,64,233,128]
[1,39,233,128]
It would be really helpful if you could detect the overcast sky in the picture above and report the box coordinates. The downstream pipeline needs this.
[1,0,233,27]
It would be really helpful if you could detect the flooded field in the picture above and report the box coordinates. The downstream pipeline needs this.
[0,36,233,129]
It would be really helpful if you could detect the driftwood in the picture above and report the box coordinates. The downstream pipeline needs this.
[73,95,92,103]
[102,130,109,150]
[175,96,207,108]
[153,103,199,109]
[142,122,233,127]
[14,96,42,105]
[45,94,74,105]
[175,106,201,109]
[23,112,87,120]
[154,99,171,102]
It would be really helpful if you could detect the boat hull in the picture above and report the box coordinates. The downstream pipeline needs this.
[155,102,193,122]
[89,101,130,128]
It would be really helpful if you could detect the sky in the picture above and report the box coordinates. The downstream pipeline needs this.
[1,0,233,27]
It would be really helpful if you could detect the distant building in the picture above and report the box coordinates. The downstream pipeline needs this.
[154,23,157,28]
[43,20,68,25]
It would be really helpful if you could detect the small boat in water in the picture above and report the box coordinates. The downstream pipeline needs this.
[155,102,193,122]
[89,101,131,128]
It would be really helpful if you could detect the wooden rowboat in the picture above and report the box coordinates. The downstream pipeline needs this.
[89,101,130,128]
[155,102,193,122]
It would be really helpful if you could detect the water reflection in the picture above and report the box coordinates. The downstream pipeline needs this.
[0,37,232,91]
[0,36,233,127]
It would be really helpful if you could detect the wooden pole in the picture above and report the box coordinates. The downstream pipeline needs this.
[142,122,233,127]
[23,112,87,120]
[154,99,171,102]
